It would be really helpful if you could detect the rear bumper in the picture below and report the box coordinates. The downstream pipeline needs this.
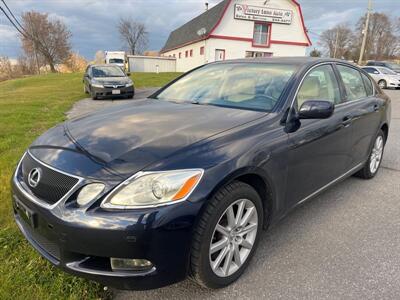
[11,178,201,290]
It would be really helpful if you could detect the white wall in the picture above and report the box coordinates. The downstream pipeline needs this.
[128,56,176,73]
[163,40,207,72]
[162,0,310,72]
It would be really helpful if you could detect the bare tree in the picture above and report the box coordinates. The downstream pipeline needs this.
[319,24,353,59]
[94,50,106,64]
[21,11,72,73]
[354,13,400,61]
[117,18,148,55]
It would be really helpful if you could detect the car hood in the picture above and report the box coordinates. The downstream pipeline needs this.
[30,99,265,179]
[93,77,130,85]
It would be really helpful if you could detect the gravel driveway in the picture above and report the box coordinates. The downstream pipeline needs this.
[66,88,158,119]
[68,90,400,299]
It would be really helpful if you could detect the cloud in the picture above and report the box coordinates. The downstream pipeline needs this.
[1,0,399,59]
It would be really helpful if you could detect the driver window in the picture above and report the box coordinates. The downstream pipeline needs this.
[297,65,341,108]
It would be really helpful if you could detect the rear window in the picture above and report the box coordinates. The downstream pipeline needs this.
[361,73,374,96]
[155,63,297,112]
[337,65,367,101]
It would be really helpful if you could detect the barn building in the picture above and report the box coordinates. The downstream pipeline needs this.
[160,0,312,72]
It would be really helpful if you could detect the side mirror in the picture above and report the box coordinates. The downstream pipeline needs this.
[298,100,334,119]
[374,71,379,74]
[126,72,131,77]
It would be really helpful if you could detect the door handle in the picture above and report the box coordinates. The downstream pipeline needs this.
[373,104,380,112]
[342,116,353,127]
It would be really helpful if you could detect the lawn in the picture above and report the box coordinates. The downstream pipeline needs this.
[0,72,181,299]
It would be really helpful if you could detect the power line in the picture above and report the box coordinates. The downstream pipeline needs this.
[1,0,27,35]
[0,4,28,38]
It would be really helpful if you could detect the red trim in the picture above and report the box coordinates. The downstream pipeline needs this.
[252,22,272,48]
[160,0,311,53]
[270,40,310,46]
[209,34,308,47]
[209,34,252,42]
[291,0,312,46]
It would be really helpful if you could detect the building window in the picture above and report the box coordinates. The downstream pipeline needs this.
[200,46,205,55]
[173,54,176,58]
[245,51,273,58]
[185,50,188,58]
[190,49,193,57]
[179,53,181,59]
[253,22,271,47]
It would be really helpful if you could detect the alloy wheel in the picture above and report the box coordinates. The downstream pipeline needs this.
[370,135,384,174]
[209,199,258,278]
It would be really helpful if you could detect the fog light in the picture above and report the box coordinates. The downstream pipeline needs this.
[110,258,153,272]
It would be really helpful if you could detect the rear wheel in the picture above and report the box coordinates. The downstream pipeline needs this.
[90,87,98,100]
[378,80,387,89]
[83,84,89,94]
[190,181,263,289]
[355,130,385,179]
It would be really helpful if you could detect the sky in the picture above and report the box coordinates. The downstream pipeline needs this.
[0,0,399,60]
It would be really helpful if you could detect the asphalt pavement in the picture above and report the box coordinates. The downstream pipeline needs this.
[113,89,400,300]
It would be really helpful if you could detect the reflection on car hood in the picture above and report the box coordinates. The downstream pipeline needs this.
[31,99,265,179]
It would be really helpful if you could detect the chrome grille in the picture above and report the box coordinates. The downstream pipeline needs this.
[20,153,79,205]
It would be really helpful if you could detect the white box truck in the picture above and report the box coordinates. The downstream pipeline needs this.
[105,51,126,69]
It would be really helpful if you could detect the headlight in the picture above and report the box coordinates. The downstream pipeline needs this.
[91,81,104,88]
[77,183,105,206]
[92,83,104,88]
[125,82,133,87]
[101,169,203,209]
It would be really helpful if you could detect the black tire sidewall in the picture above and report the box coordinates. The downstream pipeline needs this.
[195,183,263,289]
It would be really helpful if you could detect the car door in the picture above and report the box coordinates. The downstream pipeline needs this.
[335,64,382,167]
[285,64,352,205]
[83,66,91,90]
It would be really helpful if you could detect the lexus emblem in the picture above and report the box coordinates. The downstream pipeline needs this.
[28,168,42,188]
[113,85,118,89]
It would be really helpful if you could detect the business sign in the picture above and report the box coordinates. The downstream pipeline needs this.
[234,4,293,25]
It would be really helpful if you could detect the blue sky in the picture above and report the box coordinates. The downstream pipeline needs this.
[0,0,399,60]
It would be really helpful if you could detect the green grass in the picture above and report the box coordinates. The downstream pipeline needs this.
[0,72,181,299]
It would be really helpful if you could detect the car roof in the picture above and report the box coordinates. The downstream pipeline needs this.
[212,57,356,68]
[90,64,122,68]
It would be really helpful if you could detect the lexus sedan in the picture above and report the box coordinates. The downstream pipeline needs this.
[12,58,391,290]
[83,64,134,100]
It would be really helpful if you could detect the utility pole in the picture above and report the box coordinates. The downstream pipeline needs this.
[358,0,373,65]
[333,28,339,59]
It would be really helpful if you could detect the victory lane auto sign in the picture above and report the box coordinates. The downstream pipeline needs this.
[234,4,293,25]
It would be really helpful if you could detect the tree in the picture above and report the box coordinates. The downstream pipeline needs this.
[319,24,353,59]
[309,48,322,57]
[117,18,148,55]
[21,11,72,73]
[354,13,399,61]
[94,50,105,64]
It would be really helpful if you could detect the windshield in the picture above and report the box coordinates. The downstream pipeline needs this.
[155,63,296,111]
[387,63,400,69]
[109,58,124,64]
[92,66,125,78]
[379,67,397,75]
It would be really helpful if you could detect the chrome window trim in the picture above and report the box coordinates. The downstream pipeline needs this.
[13,151,84,210]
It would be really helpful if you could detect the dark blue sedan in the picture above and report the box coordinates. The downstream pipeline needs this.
[12,58,391,290]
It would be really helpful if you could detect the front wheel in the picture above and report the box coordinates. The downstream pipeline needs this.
[355,130,385,179]
[190,181,263,289]
[378,80,387,89]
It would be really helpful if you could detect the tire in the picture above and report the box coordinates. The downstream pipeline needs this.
[378,80,387,89]
[190,181,263,289]
[90,87,98,100]
[355,130,385,179]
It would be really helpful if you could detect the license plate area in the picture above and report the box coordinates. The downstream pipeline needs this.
[15,197,38,228]
[112,89,121,95]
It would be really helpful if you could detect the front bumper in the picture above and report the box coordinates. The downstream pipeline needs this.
[11,175,201,290]
[92,85,134,99]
